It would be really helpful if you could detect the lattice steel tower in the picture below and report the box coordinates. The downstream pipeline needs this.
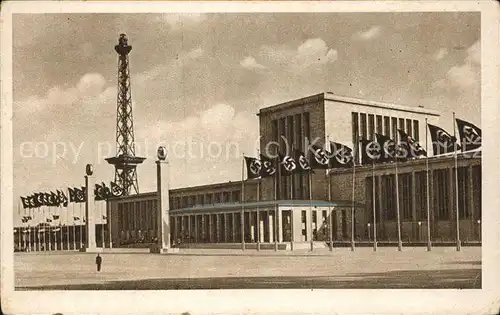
[105,34,145,195]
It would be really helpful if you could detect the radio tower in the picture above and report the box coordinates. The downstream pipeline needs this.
[105,34,145,196]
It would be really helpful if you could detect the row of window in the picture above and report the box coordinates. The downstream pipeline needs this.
[270,112,311,200]
[169,190,242,209]
[352,112,420,162]
[117,200,157,232]
[365,165,481,222]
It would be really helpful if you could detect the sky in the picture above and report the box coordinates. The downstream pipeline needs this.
[12,12,480,221]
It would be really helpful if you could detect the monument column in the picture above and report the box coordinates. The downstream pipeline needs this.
[151,146,179,254]
[83,164,98,252]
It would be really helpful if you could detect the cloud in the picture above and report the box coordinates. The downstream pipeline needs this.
[433,48,448,61]
[16,72,113,117]
[135,47,204,85]
[438,40,480,89]
[134,103,259,190]
[240,56,266,70]
[353,26,382,41]
[260,38,338,71]
[158,13,206,29]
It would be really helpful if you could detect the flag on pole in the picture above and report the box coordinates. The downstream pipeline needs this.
[110,182,124,197]
[57,190,69,207]
[68,188,76,203]
[310,145,330,169]
[244,156,262,179]
[375,133,397,162]
[359,138,381,165]
[329,142,354,168]
[293,149,312,173]
[278,153,297,176]
[21,197,31,209]
[397,129,426,159]
[259,154,277,178]
[427,123,461,155]
[455,118,482,152]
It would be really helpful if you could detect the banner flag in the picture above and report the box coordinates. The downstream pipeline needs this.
[244,156,262,179]
[455,118,482,152]
[330,142,354,168]
[428,123,461,155]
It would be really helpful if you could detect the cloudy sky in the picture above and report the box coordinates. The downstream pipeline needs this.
[13,12,480,213]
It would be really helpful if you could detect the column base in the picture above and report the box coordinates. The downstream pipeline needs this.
[149,245,180,254]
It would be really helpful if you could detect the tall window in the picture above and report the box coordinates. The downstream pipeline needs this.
[352,112,359,163]
[472,165,481,220]
[457,167,471,219]
[376,115,383,134]
[279,118,286,152]
[360,113,367,139]
[368,114,375,140]
[434,169,450,220]
[231,190,240,203]
[303,112,310,141]
[413,120,420,141]
[295,114,302,150]
[399,173,412,220]
[181,196,188,208]
[205,194,213,205]
[198,194,205,205]
[381,175,396,220]
[398,118,405,134]
[391,117,398,139]
[214,193,222,204]
[222,191,230,203]
[414,171,428,221]
[271,119,278,155]
[287,115,294,149]
[383,116,390,136]
[406,119,412,137]
[366,176,381,222]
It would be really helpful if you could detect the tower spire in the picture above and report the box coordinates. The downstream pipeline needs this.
[105,34,145,196]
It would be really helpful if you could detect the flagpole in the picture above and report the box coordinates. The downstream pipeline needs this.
[241,156,245,251]
[309,169,314,252]
[425,118,432,251]
[351,135,358,252]
[36,206,41,252]
[72,202,76,250]
[59,207,63,250]
[453,112,461,251]
[327,168,333,252]
[101,202,105,248]
[274,162,278,252]
[395,132,403,252]
[28,207,32,252]
[256,178,261,251]
[80,202,83,249]
[48,205,52,251]
[372,158,377,252]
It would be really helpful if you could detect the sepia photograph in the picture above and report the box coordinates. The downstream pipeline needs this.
[1,1,499,314]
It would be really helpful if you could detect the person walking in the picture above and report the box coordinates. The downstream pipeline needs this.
[95,253,102,272]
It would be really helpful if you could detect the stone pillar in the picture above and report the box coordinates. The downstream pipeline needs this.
[232,212,236,242]
[194,215,199,243]
[278,209,283,243]
[208,214,213,243]
[84,171,97,251]
[223,213,228,243]
[268,211,274,243]
[150,150,179,254]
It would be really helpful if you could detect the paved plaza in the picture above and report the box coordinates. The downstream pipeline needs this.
[15,246,481,290]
